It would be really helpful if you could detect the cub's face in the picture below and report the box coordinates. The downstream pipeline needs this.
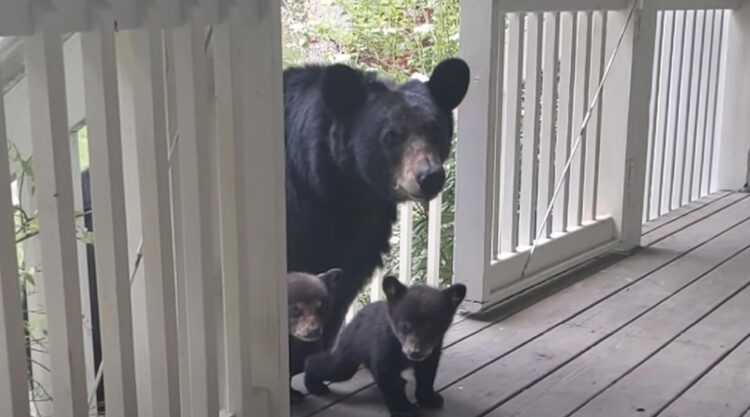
[287,269,341,342]
[321,58,470,202]
[382,276,467,362]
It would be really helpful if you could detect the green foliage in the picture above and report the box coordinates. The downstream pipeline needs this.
[281,0,460,288]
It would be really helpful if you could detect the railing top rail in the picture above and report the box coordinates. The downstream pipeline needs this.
[0,0,263,37]
[496,0,740,13]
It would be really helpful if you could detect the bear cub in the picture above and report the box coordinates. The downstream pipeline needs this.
[287,268,341,402]
[305,276,466,416]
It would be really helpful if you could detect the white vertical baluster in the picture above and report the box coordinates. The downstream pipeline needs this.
[500,13,525,252]
[704,10,725,196]
[174,19,219,417]
[654,11,676,218]
[682,11,705,206]
[568,11,591,229]
[661,11,685,214]
[585,11,607,222]
[645,11,665,221]
[81,13,139,417]
[674,11,696,209]
[0,59,30,417]
[370,268,385,301]
[128,27,181,417]
[667,11,689,212]
[694,10,715,200]
[519,12,543,247]
[399,202,413,283]
[25,30,88,417]
[553,11,577,234]
[426,193,442,287]
[537,12,560,239]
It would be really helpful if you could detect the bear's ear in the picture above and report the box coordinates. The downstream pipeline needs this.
[442,283,467,309]
[318,268,343,291]
[427,58,470,112]
[322,64,368,121]
[382,276,407,301]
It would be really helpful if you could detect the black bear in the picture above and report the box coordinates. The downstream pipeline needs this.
[284,57,470,375]
[286,269,341,402]
[305,276,466,417]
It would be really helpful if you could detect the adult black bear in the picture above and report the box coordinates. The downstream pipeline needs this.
[284,57,470,377]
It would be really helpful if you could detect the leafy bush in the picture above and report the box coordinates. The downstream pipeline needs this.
[281,0,460,289]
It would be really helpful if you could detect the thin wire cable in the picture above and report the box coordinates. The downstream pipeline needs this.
[520,0,639,278]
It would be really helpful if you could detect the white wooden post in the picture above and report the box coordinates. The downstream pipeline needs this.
[398,203,413,283]
[715,4,750,191]
[25,30,89,417]
[598,2,658,249]
[125,27,181,417]
[81,12,139,417]
[0,62,31,417]
[214,1,289,415]
[174,19,220,417]
[454,0,503,303]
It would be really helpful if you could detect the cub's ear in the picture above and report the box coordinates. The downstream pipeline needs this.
[382,276,407,301]
[427,58,470,112]
[442,283,467,309]
[322,64,368,121]
[318,268,343,291]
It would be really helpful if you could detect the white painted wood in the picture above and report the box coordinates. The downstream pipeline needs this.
[0,1,32,36]
[455,0,504,321]
[222,1,289,414]
[161,29,192,417]
[497,0,626,13]
[80,13,139,417]
[658,10,687,214]
[682,11,706,206]
[553,11,576,234]
[67,129,97,407]
[519,13,543,247]
[174,19,220,417]
[24,30,88,417]
[127,27,181,417]
[0,61,30,417]
[644,11,665,221]
[668,11,692,211]
[398,202,413,283]
[692,11,713,200]
[704,11,725,195]
[490,13,507,259]
[584,11,606,222]
[652,0,740,10]
[370,268,385,302]
[715,2,750,191]
[568,11,591,228]
[537,12,560,239]
[598,3,658,249]
[426,193,442,287]
[499,13,525,253]
[696,10,717,199]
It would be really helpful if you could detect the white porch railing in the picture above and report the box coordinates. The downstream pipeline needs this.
[453,0,749,312]
[0,2,288,417]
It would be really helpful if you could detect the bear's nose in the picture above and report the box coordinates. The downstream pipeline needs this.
[416,165,445,198]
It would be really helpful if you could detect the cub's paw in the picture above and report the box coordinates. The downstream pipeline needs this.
[390,403,419,417]
[304,377,331,396]
[417,391,444,409]
[290,388,305,404]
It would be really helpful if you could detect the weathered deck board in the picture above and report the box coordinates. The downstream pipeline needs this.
[292,193,750,417]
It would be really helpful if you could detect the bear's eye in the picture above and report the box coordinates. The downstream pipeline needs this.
[289,305,302,318]
[382,130,401,146]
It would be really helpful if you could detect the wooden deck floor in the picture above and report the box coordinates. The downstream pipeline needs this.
[290,191,750,417]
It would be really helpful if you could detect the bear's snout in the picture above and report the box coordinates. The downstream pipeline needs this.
[416,164,445,199]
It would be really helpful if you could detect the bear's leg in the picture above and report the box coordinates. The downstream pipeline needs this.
[320,280,362,350]
[414,351,444,409]
[304,352,359,396]
[371,368,417,417]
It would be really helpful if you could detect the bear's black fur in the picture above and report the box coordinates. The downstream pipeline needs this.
[284,58,470,374]
[304,277,466,417]
[286,269,341,402]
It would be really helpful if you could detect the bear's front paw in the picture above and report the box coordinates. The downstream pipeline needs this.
[417,391,444,409]
[304,377,331,396]
[290,388,305,404]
